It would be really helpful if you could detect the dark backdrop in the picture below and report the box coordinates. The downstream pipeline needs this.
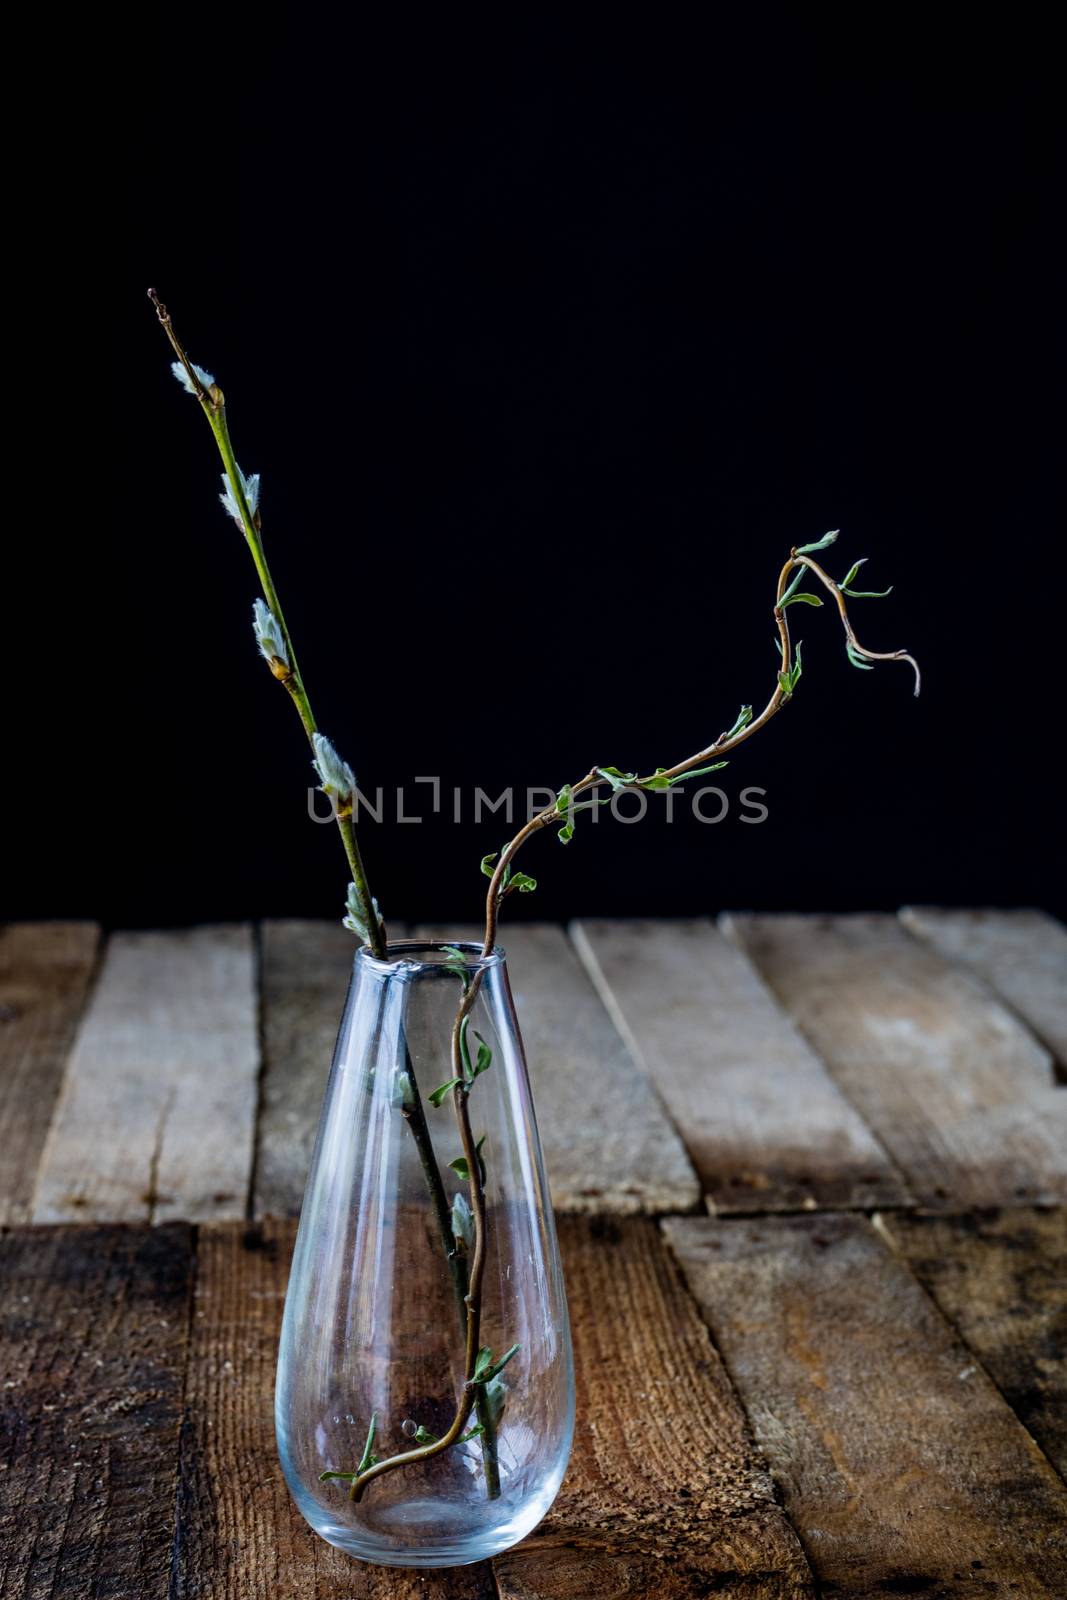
[12,8,1062,927]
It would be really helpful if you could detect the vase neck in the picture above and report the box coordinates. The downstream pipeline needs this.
[353,940,506,988]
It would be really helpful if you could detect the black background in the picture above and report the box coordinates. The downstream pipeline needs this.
[13,8,1063,928]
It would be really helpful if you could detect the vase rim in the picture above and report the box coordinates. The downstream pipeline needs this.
[354,939,506,979]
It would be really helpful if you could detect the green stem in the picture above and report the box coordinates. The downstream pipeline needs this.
[475,1387,501,1498]
[337,815,385,960]
[399,1041,467,1308]
[149,290,385,957]
[206,406,307,704]
[398,1037,501,1496]
[208,403,385,958]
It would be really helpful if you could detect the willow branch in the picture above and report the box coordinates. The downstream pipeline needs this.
[481,541,918,953]
[148,290,386,959]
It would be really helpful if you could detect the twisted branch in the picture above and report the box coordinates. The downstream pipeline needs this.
[481,544,918,952]
[351,536,918,1501]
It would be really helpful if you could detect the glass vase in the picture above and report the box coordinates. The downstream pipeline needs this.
[276,941,575,1567]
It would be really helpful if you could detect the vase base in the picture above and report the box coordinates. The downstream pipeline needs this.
[291,1487,561,1568]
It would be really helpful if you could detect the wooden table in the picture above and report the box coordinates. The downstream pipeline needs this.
[2,912,1065,1598]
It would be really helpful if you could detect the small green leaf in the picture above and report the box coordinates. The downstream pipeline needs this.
[779,640,804,695]
[459,1424,485,1443]
[458,1013,473,1079]
[449,1135,487,1183]
[668,761,729,785]
[440,944,471,985]
[414,1424,438,1445]
[725,705,753,739]
[471,1031,493,1080]
[846,642,875,670]
[779,591,823,609]
[558,820,575,844]
[429,1077,464,1108]
[778,567,807,606]
[357,1411,378,1475]
[472,1346,494,1381]
[597,766,637,791]
[480,852,499,878]
[555,783,572,814]
[839,558,892,599]
[641,768,671,791]
[796,529,839,554]
[485,1376,508,1427]
[319,1469,360,1482]
[441,940,470,979]
[478,1342,520,1383]
[507,871,538,894]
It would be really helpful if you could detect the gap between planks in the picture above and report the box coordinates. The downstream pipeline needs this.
[571,917,911,1215]
[901,907,1067,1084]
[664,1210,1067,1599]
[723,912,1067,1210]
[414,922,701,1216]
[0,922,102,1226]
[31,926,260,1226]
[254,919,359,1220]
[872,1206,1067,1478]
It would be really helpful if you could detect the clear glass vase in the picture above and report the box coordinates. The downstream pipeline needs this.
[276,941,575,1567]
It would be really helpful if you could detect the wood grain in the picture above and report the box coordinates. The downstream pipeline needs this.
[178,1219,810,1598]
[724,913,1067,1208]
[878,1207,1067,1475]
[0,922,100,1225]
[254,920,358,1217]
[0,1223,192,1600]
[418,924,700,1214]
[495,1215,812,1599]
[572,918,905,1213]
[173,1220,495,1599]
[901,908,1067,1083]
[32,927,259,1224]
[665,1212,1067,1599]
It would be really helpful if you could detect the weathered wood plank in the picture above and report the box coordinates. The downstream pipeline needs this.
[174,1220,494,1598]
[0,1222,193,1600]
[724,913,1067,1208]
[417,924,700,1214]
[254,920,358,1218]
[665,1213,1067,1599]
[33,927,259,1224]
[901,908,1067,1083]
[572,918,906,1213]
[878,1207,1067,1475]
[0,922,101,1225]
[495,1215,812,1599]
